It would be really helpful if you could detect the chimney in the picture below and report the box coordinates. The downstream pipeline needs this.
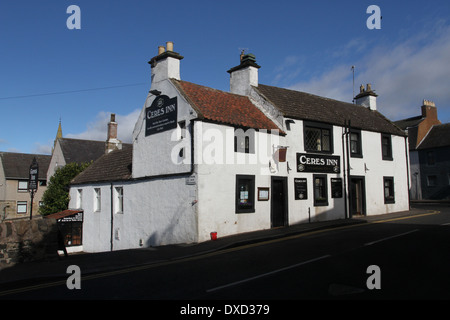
[148,41,184,84]
[421,99,438,120]
[354,83,378,111]
[227,51,261,96]
[106,113,122,154]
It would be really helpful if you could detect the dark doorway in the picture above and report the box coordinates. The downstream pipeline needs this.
[350,176,366,216]
[271,177,288,228]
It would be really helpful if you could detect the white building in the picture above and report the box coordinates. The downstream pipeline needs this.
[69,42,410,253]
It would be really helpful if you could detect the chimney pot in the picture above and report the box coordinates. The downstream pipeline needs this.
[158,46,165,55]
[166,41,173,52]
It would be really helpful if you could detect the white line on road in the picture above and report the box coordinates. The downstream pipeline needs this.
[364,229,419,246]
[206,254,331,293]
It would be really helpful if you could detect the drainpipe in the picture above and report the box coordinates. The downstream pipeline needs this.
[342,122,348,219]
[404,136,411,209]
[110,183,114,251]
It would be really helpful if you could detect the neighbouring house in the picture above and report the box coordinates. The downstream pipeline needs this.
[395,101,450,200]
[0,152,51,220]
[68,42,410,253]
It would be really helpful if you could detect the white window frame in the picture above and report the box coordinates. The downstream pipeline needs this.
[114,187,124,214]
[76,189,83,209]
[94,188,101,212]
[18,180,28,192]
[17,201,27,214]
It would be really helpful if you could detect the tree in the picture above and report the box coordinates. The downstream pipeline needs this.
[39,162,91,216]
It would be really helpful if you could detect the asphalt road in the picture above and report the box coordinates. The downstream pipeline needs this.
[2,204,450,308]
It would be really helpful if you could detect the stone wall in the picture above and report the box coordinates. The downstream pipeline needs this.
[0,216,58,267]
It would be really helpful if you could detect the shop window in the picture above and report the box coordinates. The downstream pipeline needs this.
[381,134,393,160]
[384,177,395,203]
[304,122,332,153]
[235,175,255,213]
[313,174,328,206]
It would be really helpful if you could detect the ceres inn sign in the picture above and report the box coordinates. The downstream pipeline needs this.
[296,153,340,173]
[146,95,178,136]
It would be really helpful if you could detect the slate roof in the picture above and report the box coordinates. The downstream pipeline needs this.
[171,79,282,132]
[0,152,51,180]
[58,138,107,164]
[255,84,406,136]
[417,123,450,149]
[71,144,132,185]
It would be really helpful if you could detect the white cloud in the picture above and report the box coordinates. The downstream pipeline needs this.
[287,23,450,121]
[66,109,141,143]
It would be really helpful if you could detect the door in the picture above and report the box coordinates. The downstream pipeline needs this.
[271,177,288,228]
[350,177,365,216]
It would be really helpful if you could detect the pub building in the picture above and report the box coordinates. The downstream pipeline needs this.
[69,42,409,253]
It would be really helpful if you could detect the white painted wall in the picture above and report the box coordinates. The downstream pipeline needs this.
[132,79,196,179]
[69,176,198,252]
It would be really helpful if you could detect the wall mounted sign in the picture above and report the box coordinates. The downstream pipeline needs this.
[145,95,178,136]
[258,187,270,201]
[294,178,308,200]
[331,178,343,198]
[58,211,83,223]
[296,153,340,173]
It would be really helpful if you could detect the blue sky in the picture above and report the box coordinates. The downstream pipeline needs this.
[1,0,450,154]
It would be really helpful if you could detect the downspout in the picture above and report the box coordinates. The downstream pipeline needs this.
[346,120,352,218]
[404,136,411,209]
[342,121,348,219]
[110,183,114,251]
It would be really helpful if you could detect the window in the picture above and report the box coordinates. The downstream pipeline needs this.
[350,130,363,157]
[384,177,395,204]
[304,122,332,153]
[17,201,27,214]
[115,187,124,213]
[313,175,328,206]
[235,175,255,213]
[18,180,28,191]
[381,134,393,160]
[426,151,435,166]
[76,189,83,209]
[427,175,437,187]
[178,121,186,158]
[94,188,101,212]
[234,129,255,154]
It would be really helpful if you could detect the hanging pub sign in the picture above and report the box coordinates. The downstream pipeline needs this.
[145,95,178,136]
[296,153,340,173]
[331,178,343,198]
[28,157,39,191]
[294,178,308,200]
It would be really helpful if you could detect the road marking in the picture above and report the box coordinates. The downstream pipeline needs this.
[206,255,331,293]
[0,210,440,297]
[364,229,419,246]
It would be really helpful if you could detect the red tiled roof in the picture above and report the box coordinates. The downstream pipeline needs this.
[171,79,282,132]
[45,209,83,220]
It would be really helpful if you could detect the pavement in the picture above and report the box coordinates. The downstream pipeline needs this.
[0,207,431,288]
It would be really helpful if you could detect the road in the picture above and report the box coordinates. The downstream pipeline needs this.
[2,203,450,307]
